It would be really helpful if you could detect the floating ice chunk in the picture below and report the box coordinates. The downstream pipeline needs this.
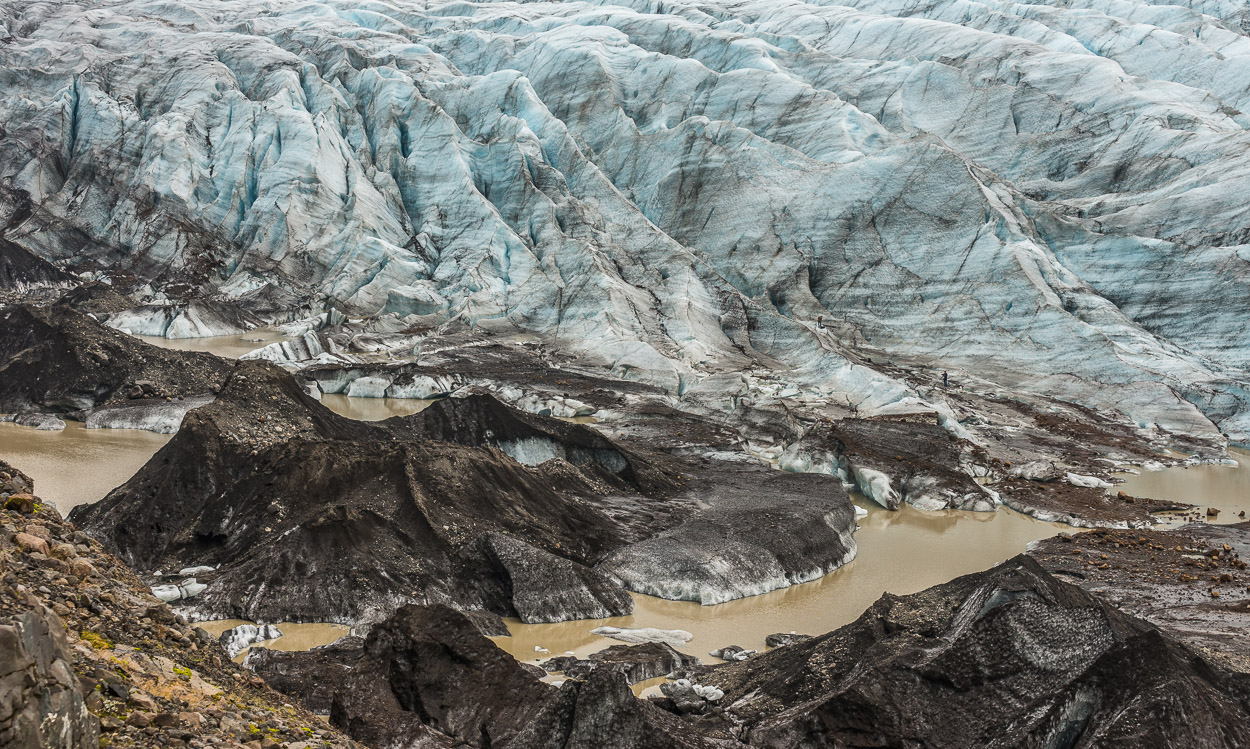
[590,626,693,648]
[152,577,207,602]
[178,579,207,599]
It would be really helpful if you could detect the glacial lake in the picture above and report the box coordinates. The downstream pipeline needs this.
[136,327,289,359]
[1115,447,1250,524]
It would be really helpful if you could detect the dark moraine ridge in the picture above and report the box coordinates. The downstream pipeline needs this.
[0,301,230,413]
[250,604,722,749]
[70,356,860,626]
[70,359,674,627]
[695,555,1250,748]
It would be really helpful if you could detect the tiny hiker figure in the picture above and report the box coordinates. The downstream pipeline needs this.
[942,371,948,388]
[816,315,825,330]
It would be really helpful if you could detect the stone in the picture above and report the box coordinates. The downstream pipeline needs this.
[708,556,1250,748]
[22,525,52,542]
[709,645,755,661]
[14,532,49,556]
[3,494,36,514]
[179,712,204,731]
[563,642,702,684]
[129,691,157,711]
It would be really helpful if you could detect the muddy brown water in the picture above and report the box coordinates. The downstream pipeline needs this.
[317,394,434,421]
[0,421,171,513]
[194,620,350,663]
[1115,447,1250,524]
[491,498,1067,670]
[136,328,288,359]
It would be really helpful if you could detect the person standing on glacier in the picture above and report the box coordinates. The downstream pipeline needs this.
[942,371,948,388]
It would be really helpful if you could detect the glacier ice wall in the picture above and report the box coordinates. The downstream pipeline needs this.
[1,0,1249,439]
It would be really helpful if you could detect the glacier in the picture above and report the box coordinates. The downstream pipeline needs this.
[1,0,1249,444]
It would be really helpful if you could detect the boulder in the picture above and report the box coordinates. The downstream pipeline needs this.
[14,533,49,556]
[563,643,701,684]
[708,645,754,662]
[763,633,811,648]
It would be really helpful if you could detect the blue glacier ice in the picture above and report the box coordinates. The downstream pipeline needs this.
[1,0,1248,444]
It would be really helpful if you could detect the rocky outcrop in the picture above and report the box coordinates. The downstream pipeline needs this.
[699,555,1250,748]
[187,540,1250,749]
[0,460,32,499]
[506,669,720,749]
[0,480,356,747]
[244,636,364,714]
[0,303,230,415]
[0,604,98,749]
[480,532,633,624]
[245,604,720,749]
[72,358,862,623]
[763,633,810,648]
